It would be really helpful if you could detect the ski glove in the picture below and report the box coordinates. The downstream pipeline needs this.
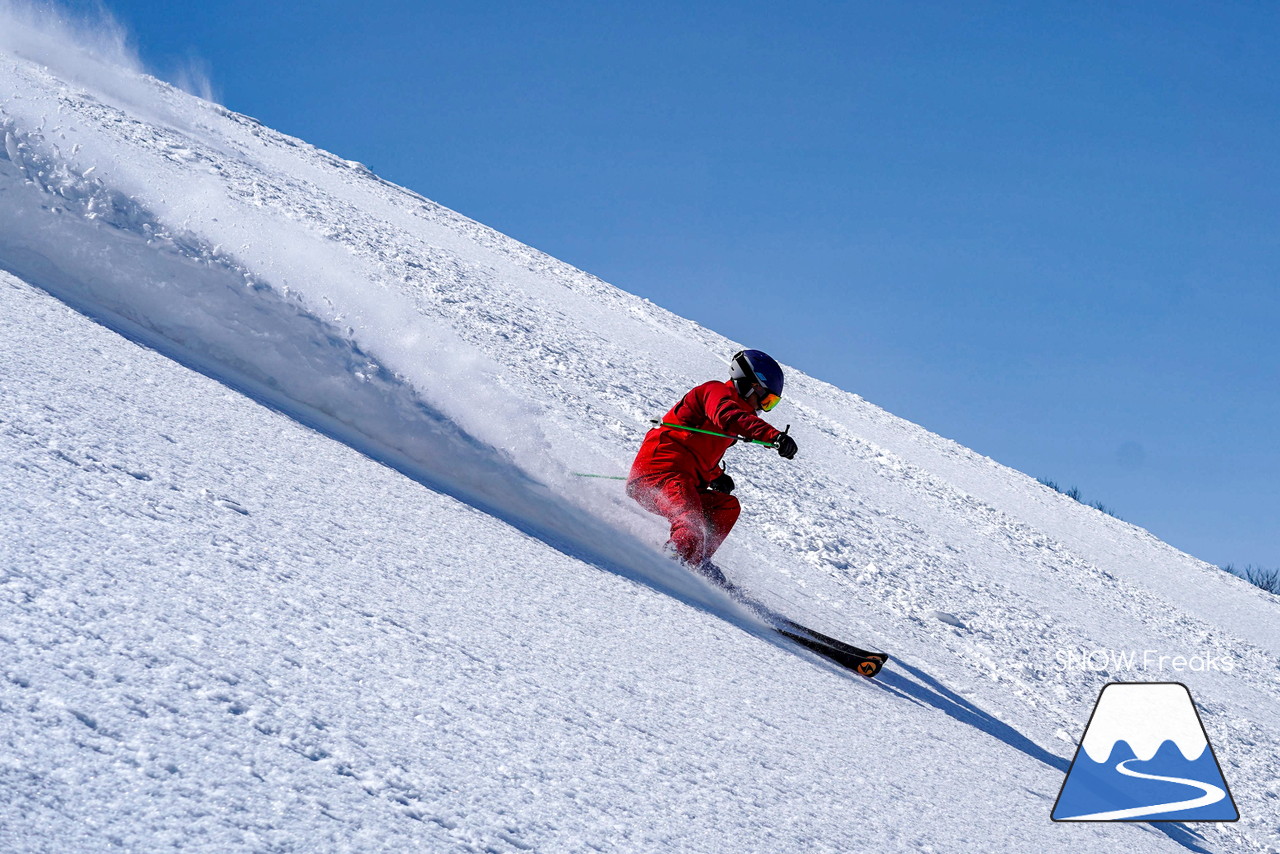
[707,473,735,494]
[775,434,798,460]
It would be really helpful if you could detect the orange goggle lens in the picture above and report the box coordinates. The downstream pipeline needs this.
[759,391,781,412]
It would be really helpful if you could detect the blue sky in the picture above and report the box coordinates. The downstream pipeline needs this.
[77,0,1277,569]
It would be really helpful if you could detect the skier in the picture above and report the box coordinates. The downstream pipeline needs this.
[627,349,798,586]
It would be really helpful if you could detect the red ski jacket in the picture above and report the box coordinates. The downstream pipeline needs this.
[629,380,784,485]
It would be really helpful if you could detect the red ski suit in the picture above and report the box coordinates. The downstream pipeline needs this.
[628,380,784,565]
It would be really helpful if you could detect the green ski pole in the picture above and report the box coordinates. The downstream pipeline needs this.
[571,420,788,481]
[649,419,785,448]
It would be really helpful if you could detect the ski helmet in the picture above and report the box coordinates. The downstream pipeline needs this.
[730,349,784,411]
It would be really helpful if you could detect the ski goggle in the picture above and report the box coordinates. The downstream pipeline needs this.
[758,389,781,412]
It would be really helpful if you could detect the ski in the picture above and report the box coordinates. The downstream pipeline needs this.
[743,600,889,678]
[774,626,888,678]
[691,566,889,677]
[773,616,888,665]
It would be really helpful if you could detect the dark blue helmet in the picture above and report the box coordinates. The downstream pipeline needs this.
[730,349,784,411]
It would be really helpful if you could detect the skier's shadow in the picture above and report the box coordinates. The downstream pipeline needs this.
[870,657,1213,854]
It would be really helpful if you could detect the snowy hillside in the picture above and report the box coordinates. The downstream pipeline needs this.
[2,16,1277,854]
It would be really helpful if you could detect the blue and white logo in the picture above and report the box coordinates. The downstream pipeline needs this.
[1052,682,1239,822]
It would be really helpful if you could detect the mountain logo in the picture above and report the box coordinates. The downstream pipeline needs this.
[1052,682,1239,822]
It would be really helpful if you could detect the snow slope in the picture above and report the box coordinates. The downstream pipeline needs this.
[1,18,1277,853]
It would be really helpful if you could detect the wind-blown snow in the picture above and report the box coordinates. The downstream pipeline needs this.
[1,13,1277,854]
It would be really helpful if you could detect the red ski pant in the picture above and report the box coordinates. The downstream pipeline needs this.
[627,471,740,566]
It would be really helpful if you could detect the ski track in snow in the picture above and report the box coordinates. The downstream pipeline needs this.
[0,39,1277,854]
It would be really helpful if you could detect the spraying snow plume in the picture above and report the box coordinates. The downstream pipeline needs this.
[0,0,216,102]
[0,0,141,75]
[0,27,709,606]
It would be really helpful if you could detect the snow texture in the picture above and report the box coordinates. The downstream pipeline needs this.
[1,15,1277,854]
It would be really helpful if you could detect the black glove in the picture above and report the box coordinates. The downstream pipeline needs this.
[775,433,798,460]
[707,472,735,494]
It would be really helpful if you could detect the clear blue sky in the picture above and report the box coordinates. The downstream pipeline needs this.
[75,0,1278,569]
